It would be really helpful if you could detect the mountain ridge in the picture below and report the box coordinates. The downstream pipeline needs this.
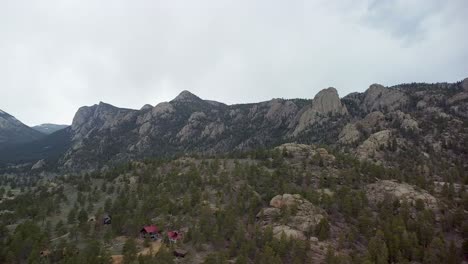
[0,109,45,147]
[1,78,467,174]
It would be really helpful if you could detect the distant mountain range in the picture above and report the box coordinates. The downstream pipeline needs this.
[32,123,69,135]
[0,77,467,173]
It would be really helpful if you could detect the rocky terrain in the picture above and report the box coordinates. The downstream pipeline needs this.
[1,141,465,263]
[256,194,327,240]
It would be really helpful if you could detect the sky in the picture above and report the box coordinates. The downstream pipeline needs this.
[1,0,467,126]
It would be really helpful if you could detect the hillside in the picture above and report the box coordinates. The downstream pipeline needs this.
[0,110,44,147]
[0,144,466,263]
[0,78,467,263]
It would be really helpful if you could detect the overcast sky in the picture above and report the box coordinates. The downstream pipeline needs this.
[1,0,467,126]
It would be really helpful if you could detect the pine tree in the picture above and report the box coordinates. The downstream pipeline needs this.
[367,230,389,264]
[316,218,330,241]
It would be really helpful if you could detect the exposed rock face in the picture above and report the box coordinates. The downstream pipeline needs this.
[393,111,419,131]
[356,130,392,160]
[275,143,335,163]
[361,111,385,128]
[366,180,439,210]
[293,87,347,135]
[3,78,468,172]
[257,194,327,240]
[338,124,360,144]
[363,84,408,112]
[265,99,299,126]
[311,88,348,115]
[71,102,137,141]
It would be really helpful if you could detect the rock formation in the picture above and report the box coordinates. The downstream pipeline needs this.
[356,130,392,160]
[293,87,347,135]
[256,194,327,240]
[311,88,348,115]
[363,84,408,112]
[366,180,439,210]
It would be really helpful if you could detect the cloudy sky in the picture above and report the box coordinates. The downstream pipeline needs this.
[1,0,467,126]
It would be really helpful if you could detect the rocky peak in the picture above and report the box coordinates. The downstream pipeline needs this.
[0,109,20,126]
[363,84,408,112]
[311,87,348,115]
[292,88,348,135]
[70,102,136,142]
[71,104,98,131]
[0,109,44,146]
[140,104,153,111]
[171,90,203,103]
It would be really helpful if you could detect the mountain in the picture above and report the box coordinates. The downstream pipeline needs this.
[0,109,45,147]
[1,79,467,263]
[32,123,69,134]
[1,78,468,174]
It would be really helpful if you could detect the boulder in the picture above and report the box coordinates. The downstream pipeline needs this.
[257,194,327,240]
[366,180,438,210]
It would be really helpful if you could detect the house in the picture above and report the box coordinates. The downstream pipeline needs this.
[140,225,160,240]
[167,231,183,243]
[103,214,111,225]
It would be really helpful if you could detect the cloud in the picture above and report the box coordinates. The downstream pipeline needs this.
[0,0,467,125]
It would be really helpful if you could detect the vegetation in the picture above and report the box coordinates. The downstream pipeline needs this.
[0,145,466,263]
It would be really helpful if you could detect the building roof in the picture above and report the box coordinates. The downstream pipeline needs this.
[168,231,182,240]
[141,225,159,233]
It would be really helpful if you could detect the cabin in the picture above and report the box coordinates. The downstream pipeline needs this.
[167,230,183,243]
[103,214,111,225]
[140,225,160,240]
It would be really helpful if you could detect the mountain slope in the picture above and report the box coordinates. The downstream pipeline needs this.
[1,78,467,175]
[32,123,69,134]
[0,109,45,147]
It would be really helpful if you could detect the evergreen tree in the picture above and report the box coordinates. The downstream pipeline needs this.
[367,230,389,264]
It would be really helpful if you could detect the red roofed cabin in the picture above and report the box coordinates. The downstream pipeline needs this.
[167,231,183,243]
[140,225,160,240]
